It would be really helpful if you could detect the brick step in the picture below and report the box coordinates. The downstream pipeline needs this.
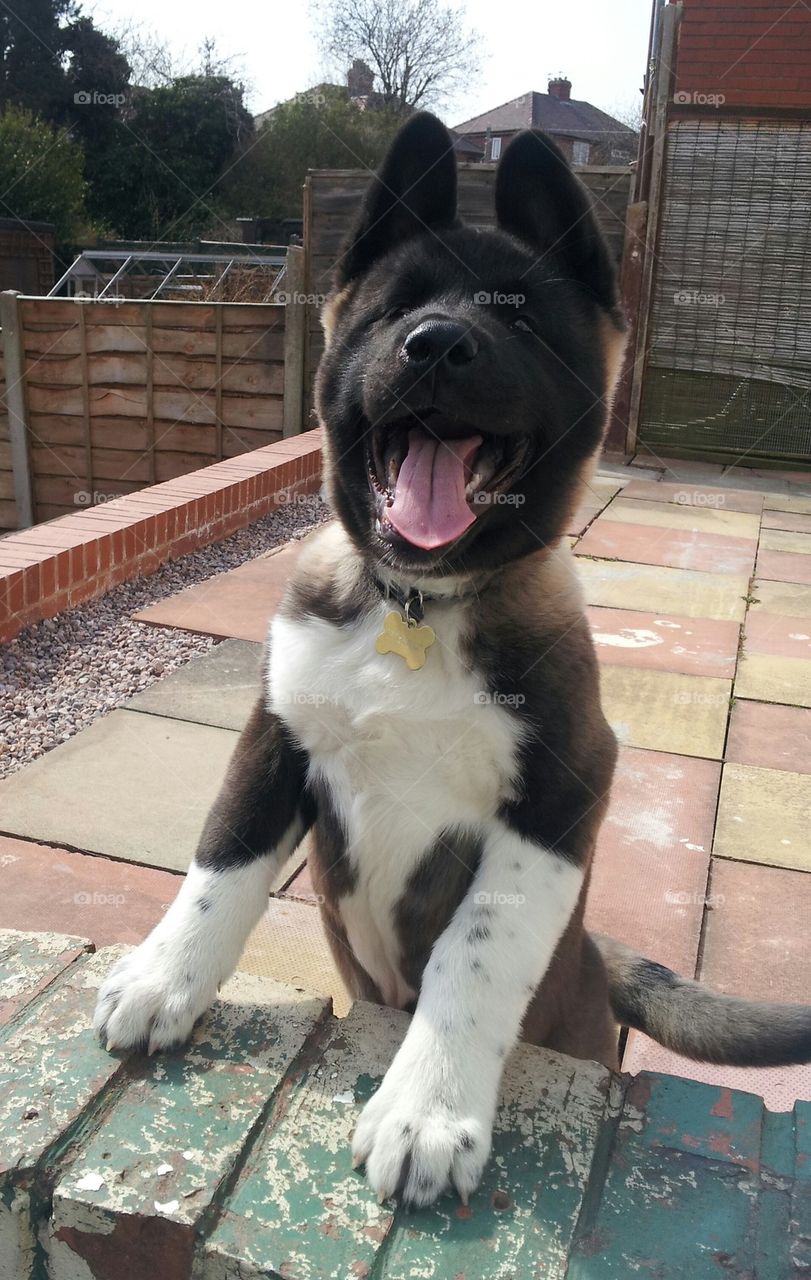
[1,929,808,1278]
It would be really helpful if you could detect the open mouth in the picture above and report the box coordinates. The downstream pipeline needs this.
[367,413,530,551]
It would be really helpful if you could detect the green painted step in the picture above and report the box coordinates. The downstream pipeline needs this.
[0,930,808,1280]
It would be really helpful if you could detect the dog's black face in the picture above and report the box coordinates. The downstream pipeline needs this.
[316,113,625,577]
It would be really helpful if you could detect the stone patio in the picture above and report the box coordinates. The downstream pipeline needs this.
[1,452,810,1119]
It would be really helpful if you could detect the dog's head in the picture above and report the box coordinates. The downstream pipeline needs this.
[315,112,626,578]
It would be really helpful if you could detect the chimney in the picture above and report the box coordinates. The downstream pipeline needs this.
[347,58,374,99]
[548,77,572,101]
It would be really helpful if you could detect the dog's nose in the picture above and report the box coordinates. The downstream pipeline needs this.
[402,319,478,369]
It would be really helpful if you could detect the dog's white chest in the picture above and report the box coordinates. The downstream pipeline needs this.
[267,602,522,1004]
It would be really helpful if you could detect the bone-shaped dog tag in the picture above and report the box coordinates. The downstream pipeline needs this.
[375,611,435,670]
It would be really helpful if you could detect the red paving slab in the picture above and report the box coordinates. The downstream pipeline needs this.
[726,700,811,774]
[743,610,811,659]
[585,746,719,976]
[576,520,757,575]
[0,835,179,945]
[756,549,811,586]
[701,859,811,1004]
[762,510,811,534]
[624,858,811,1111]
[621,479,764,514]
[622,1033,811,1112]
[587,605,739,677]
[133,542,303,640]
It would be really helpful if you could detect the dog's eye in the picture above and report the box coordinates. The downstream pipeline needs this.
[385,305,409,321]
[511,315,535,334]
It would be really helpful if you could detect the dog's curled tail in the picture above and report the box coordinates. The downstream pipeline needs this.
[594,934,811,1067]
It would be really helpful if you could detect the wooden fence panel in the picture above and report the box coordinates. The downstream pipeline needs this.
[11,296,287,525]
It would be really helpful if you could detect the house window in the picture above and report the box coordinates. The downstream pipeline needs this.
[572,140,590,165]
[490,136,502,160]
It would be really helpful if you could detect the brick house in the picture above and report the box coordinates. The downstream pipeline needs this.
[453,78,637,165]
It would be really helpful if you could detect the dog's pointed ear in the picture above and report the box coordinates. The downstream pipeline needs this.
[336,112,458,287]
[495,130,617,311]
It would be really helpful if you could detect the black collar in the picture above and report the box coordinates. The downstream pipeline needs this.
[370,572,481,623]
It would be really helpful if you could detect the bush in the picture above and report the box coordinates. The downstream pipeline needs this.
[0,108,89,243]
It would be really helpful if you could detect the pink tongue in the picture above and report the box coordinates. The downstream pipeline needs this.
[387,428,482,550]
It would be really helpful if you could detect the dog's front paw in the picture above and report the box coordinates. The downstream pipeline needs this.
[93,941,216,1055]
[352,1067,492,1207]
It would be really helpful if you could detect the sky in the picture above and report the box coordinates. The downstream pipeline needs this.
[92,0,653,126]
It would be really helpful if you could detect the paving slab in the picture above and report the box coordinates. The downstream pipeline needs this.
[587,604,739,677]
[567,502,603,537]
[750,579,811,618]
[576,557,750,621]
[760,493,811,515]
[0,926,90,1030]
[714,762,811,872]
[238,894,351,1016]
[203,1001,616,1280]
[134,541,302,640]
[598,666,731,758]
[577,519,757,575]
[621,478,764,514]
[700,859,811,1006]
[744,609,811,660]
[0,835,180,945]
[638,456,725,481]
[586,747,718,975]
[726,700,811,774]
[48,970,330,1280]
[601,496,762,541]
[762,509,811,534]
[735,653,811,708]
[760,528,811,555]
[756,549,811,586]
[622,1033,811,1114]
[126,638,262,731]
[0,710,239,872]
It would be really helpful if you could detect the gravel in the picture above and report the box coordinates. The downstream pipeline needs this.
[0,500,328,781]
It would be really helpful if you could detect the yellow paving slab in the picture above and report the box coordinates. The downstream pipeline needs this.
[760,529,811,555]
[751,580,811,618]
[238,896,352,1016]
[764,494,811,516]
[598,666,731,758]
[600,498,761,540]
[735,655,811,708]
[715,763,811,872]
[576,558,749,622]
[587,476,622,503]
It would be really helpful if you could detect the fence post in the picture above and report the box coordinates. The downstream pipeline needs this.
[1,290,34,529]
[282,245,306,437]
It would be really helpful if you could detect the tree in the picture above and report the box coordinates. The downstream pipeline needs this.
[0,108,88,242]
[102,75,254,239]
[225,87,402,220]
[0,0,76,118]
[315,0,481,112]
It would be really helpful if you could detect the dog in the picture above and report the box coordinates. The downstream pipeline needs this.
[95,112,811,1208]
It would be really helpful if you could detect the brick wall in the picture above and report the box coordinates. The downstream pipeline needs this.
[673,0,811,109]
